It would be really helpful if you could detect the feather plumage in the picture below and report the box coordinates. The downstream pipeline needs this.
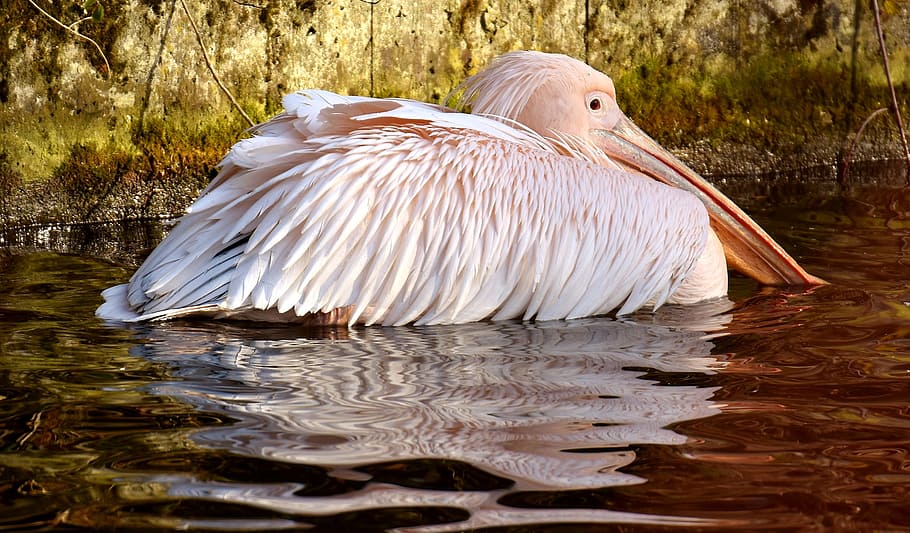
[97,90,716,326]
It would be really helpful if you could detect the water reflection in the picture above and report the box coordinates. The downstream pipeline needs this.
[131,315,730,530]
[7,177,910,529]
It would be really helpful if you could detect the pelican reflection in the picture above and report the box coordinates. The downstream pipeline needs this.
[136,313,731,529]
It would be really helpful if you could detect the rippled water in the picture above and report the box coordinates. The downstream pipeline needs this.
[3,176,910,531]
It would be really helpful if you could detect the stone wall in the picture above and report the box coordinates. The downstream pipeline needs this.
[1,0,908,226]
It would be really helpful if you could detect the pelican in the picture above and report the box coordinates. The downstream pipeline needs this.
[97,51,822,326]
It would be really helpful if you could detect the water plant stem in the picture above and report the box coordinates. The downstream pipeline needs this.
[870,0,910,182]
[840,107,888,184]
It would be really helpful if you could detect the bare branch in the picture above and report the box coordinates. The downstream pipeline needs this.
[178,0,255,128]
[871,0,910,183]
[230,0,265,9]
[68,16,93,30]
[26,0,111,79]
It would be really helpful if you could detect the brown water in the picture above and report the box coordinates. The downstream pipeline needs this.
[2,179,910,531]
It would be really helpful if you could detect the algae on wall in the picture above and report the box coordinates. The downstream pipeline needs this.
[1,0,908,226]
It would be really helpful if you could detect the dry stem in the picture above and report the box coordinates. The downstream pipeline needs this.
[179,0,255,128]
[871,0,910,183]
[26,0,111,79]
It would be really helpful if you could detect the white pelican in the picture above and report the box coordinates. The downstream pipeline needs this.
[97,51,822,326]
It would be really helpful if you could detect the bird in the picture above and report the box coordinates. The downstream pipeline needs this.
[96,51,822,326]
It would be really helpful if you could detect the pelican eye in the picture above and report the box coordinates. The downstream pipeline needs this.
[588,97,602,112]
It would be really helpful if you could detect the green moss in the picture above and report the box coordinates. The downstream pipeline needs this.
[0,152,23,217]
[133,107,258,157]
[54,143,143,218]
[1,0,269,187]
[46,139,215,224]
[0,101,266,226]
[3,0,907,227]
[616,50,898,151]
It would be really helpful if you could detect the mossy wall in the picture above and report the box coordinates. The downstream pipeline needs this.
[1,0,908,226]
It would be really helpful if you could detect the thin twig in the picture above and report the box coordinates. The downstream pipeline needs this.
[138,0,178,133]
[871,0,910,183]
[178,0,255,127]
[68,16,93,30]
[230,0,265,8]
[840,107,888,184]
[26,0,110,79]
[361,0,379,96]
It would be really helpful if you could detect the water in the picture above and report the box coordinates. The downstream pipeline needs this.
[2,177,910,531]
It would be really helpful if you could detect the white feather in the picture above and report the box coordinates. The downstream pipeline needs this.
[97,89,719,325]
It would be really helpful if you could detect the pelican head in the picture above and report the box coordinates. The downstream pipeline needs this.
[455,50,824,287]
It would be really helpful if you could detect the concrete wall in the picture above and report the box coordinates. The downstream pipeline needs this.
[1,0,908,225]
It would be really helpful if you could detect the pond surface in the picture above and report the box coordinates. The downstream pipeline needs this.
[3,170,910,531]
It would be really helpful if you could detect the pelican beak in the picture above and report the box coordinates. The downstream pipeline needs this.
[591,115,825,286]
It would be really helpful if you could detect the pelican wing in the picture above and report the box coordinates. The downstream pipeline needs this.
[111,91,709,325]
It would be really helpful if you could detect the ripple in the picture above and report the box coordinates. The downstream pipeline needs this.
[16,201,910,530]
[124,318,728,529]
